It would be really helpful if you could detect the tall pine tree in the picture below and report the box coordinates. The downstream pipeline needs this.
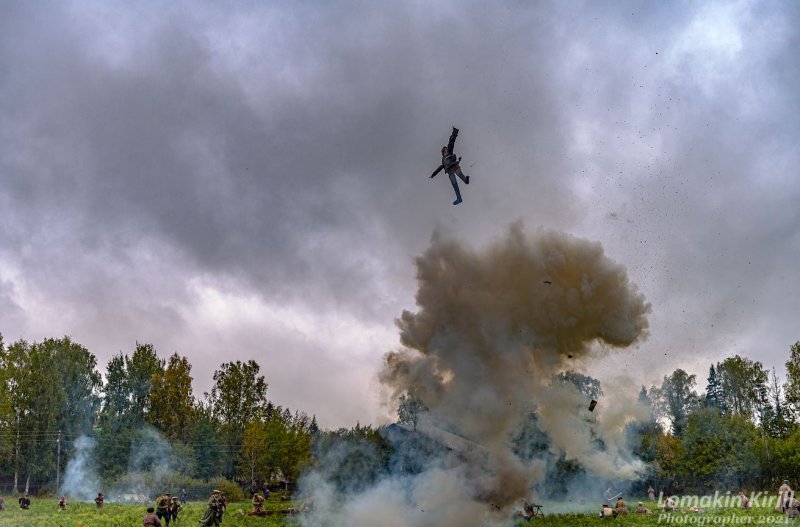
[704,364,725,413]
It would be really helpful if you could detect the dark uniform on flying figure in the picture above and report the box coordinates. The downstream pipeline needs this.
[430,127,470,205]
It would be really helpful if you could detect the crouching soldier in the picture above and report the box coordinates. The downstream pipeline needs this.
[738,491,752,509]
[252,492,265,514]
[614,496,628,516]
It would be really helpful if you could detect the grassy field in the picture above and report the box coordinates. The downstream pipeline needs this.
[0,498,791,526]
[0,498,299,527]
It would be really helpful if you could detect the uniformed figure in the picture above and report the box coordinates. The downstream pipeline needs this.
[779,481,793,512]
[614,496,628,516]
[58,496,67,510]
[663,496,676,512]
[251,493,265,514]
[430,127,470,205]
[19,493,31,510]
[198,490,224,527]
[144,506,163,527]
[738,491,752,509]
[647,486,655,501]
[95,491,104,509]
[219,492,227,514]
[180,489,188,504]
[787,497,800,520]
[156,493,172,526]
[0,496,5,510]
[600,503,614,519]
[170,497,182,522]
[634,502,651,514]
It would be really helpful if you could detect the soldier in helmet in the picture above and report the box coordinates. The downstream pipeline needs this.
[58,495,67,510]
[95,491,104,509]
[430,127,471,205]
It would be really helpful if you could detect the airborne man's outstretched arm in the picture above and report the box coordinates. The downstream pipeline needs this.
[430,164,444,178]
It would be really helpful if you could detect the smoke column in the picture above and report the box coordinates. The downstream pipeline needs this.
[62,435,101,501]
[303,224,651,526]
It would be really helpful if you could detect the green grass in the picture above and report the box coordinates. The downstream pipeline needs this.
[0,499,298,527]
[521,500,792,526]
[0,498,792,526]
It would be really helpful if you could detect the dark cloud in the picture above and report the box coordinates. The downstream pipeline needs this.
[1,1,798,425]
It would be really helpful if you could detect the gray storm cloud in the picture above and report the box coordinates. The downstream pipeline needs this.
[304,224,651,526]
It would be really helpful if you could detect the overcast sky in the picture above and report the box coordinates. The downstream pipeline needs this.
[1,0,798,429]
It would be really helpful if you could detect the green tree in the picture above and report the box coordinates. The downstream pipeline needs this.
[279,411,312,484]
[45,337,102,437]
[680,408,761,492]
[397,388,427,431]
[148,353,196,441]
[2,339,80,491]
[239,420,270,488]
[207,360,269,478]
[97,343,165,480]
[190,404,224,481]
[126,343,165,423]
[208,360,268,432]
[0,334,13,469]
[652,369,699,437]
[716,355,768,421]
[762,367,793,438]
[784,342,800,415]
[704,365,725,413]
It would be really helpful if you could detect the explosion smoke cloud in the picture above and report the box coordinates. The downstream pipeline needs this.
[304,223,651,526]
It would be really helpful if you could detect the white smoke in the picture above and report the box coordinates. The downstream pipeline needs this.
[62,435,101,501]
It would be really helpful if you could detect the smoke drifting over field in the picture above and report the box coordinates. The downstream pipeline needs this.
[61,427,185,503]
[302,224,651,526]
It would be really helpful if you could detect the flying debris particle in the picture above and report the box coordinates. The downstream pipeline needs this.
[588,400,598,412]
[567,354,573,359]
[543,280,552,285]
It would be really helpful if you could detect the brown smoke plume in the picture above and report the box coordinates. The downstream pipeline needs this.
[301,224,651,527]
[380,223,651,506]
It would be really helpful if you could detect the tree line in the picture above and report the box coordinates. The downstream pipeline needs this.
[3,331,798,499]
[0,334,317,495]
[632,342,800,494]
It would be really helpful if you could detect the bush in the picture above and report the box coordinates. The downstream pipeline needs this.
[207,477,245,502]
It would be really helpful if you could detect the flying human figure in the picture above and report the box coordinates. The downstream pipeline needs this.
[430,126,470,205]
